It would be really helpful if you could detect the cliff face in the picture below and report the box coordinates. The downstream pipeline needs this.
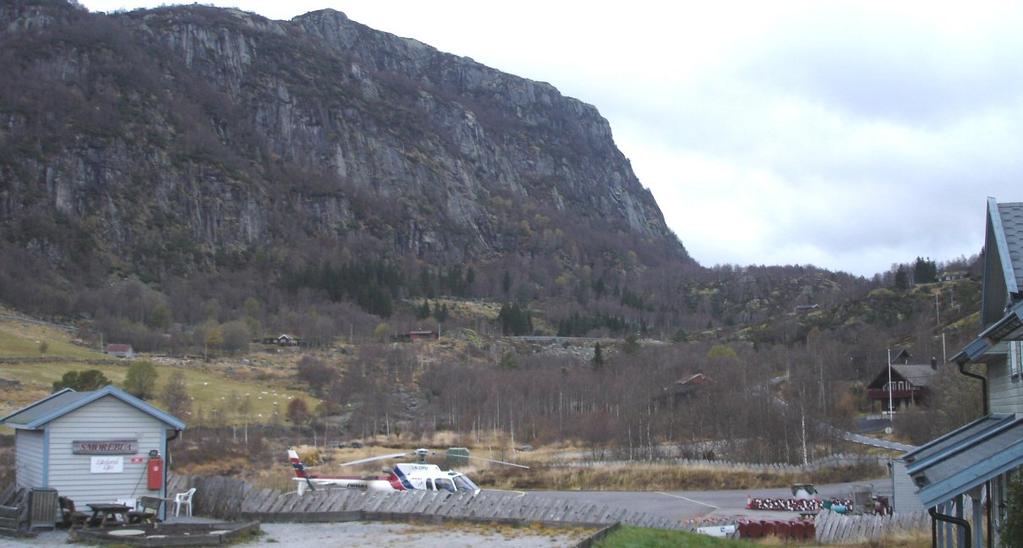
[0,1,687,280]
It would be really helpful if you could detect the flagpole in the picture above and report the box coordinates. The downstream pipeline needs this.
[887,348,894,420]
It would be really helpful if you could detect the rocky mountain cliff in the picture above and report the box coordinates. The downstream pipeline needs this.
[0,1,687,285]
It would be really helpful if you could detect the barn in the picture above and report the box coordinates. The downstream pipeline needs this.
[1,385,186,518]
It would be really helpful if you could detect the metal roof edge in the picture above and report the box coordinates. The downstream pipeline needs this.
[26,385,186,430]
[0,388,76,426]
[951,301,1023,366]
[906,414,1019,475]
[989,197,1019,295]
[918,434,1023,508]
[902,414,1007,463]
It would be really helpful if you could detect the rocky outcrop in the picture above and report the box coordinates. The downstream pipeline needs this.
[0,0,687,278]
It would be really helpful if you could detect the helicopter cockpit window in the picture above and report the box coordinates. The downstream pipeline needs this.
[434,478,455,493]
[453,475,478,493]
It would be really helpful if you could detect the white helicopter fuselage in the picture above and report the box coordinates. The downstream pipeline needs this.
[391,463,481,495]
[289,449,481,496]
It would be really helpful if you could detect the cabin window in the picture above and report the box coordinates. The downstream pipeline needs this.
[1011,341,1022,379]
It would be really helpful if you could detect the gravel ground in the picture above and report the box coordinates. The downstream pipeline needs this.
[0,521,591,547]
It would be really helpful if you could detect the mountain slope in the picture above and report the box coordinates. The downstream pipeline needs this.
[0,1,687,290]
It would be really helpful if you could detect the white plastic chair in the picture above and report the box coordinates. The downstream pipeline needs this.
[173,487,196,517]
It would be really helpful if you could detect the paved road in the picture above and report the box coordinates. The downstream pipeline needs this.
[503,477,893,523]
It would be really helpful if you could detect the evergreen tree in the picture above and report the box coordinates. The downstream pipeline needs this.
[592,342,604,370]
[894,266,910,291]
[913,257,938,284]
[502,271,512,295]
[433,303,449,323]
[497,302,532,335]
[416,300,431,320]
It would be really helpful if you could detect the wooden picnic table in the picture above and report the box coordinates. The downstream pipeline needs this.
[86,503,131,527]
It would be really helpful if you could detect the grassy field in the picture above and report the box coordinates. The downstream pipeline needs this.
[595,526,929,547]
[0,359,316,423]
[0,310,318,425]
[0,316,103,359]
[595,525,745,547]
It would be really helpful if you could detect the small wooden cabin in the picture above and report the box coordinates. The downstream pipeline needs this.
[1,386,185,518]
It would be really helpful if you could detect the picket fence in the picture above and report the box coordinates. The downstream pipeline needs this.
[167,475,687,531]
[814,508,930,544]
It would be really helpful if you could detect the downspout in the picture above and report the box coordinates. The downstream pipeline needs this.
[929,507,971,548]
[165,429,181,521]
[956,362,991,547]
[957,362,988,416]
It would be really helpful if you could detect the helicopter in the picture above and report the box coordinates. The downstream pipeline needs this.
[287,447,528,496]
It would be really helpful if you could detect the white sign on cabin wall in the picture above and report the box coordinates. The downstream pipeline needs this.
[90,456,124,473]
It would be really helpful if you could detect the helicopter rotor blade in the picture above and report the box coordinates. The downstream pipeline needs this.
[465,455,530,469]
[338,452,411,467]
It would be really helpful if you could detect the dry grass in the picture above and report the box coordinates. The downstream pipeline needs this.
[474,462,886,491]
[748,530,930,547]
[0,310,103,359]
[0,310,320,426]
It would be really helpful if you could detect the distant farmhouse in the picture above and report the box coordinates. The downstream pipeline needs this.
[901,198,1023,546]
[938,270,968,282]
[104,343,134,358]
[393,330,439,343]
[866,360,938,411]
[261,334,301,346]
[655,372,710,407]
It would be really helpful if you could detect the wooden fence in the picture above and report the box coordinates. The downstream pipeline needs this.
[168,475,686,531]
[814,508,930,544]
[167,475,933,543]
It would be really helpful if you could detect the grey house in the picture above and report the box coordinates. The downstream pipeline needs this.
[1,385,185,518]
[903,198,1023,547]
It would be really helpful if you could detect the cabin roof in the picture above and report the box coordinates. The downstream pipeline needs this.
[1,385,186,430]
[867,364,937,389]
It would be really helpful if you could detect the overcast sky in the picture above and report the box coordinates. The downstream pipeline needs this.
[80,1,1023,276]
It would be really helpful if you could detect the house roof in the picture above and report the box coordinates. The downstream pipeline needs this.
[1,385,186,430]
[890,364,938,387]
[951,199,1023,365]
[902,414,1023,508]
[993,200,1023,293]
[867,363,938,389]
